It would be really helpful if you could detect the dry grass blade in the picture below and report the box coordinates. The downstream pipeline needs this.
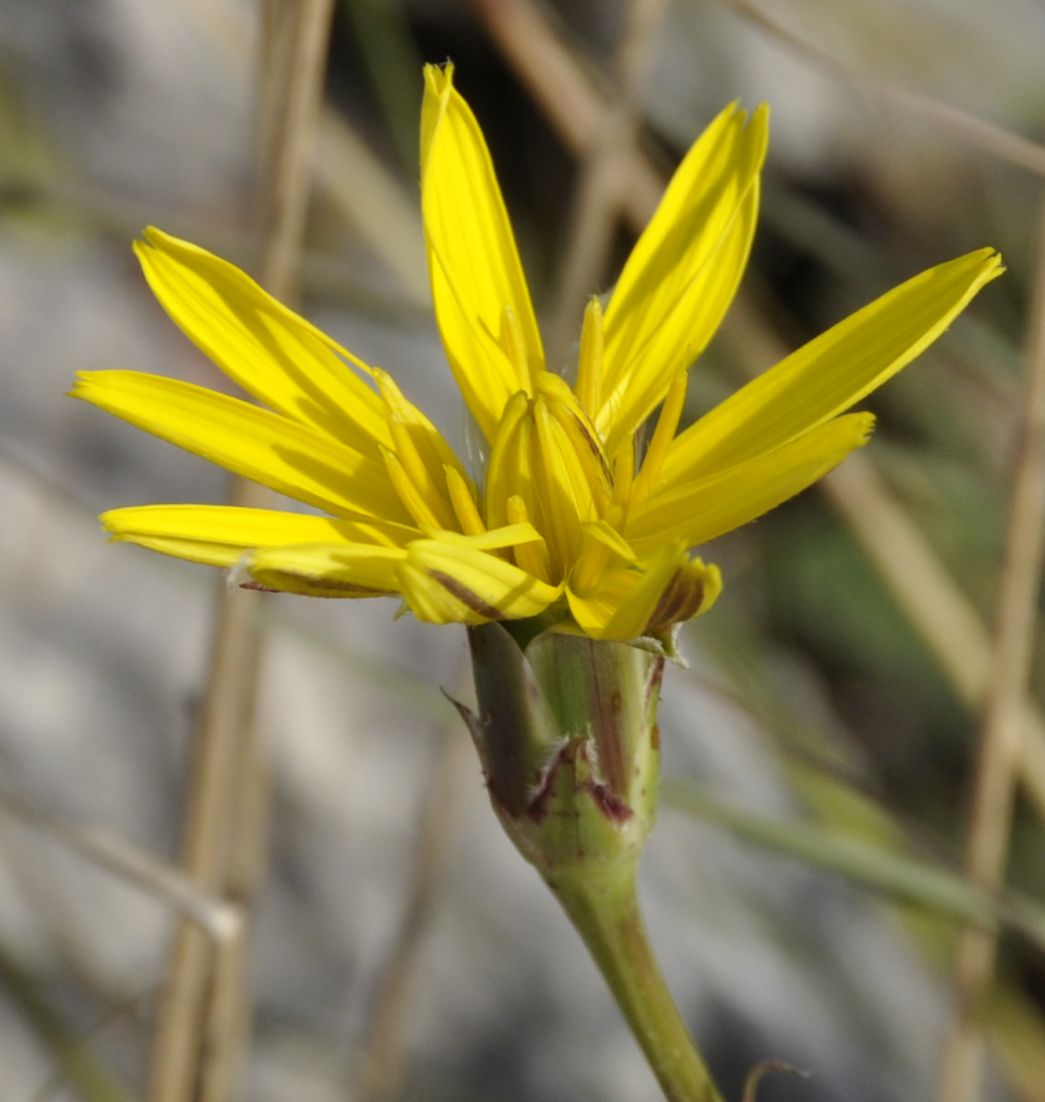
[314,106,429,305]
[175,0,429,304]
[256,0,337,301]
[545,0,670,365]
[466,0,665,226]
[935,206,1045,1102]
[0,784,245,1101]
[718,0,1045,179]
[0,782,241,942]
[146,4,335,1102]
[356,708,474,1102]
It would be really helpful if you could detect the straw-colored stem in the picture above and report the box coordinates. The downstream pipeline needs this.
[935,207,1045,1102]
[0,780,243,1101]
[146,5,334,1102]
[717,0,1045,179]
[145,575,263,1102]
[256,0,336,301]
[357,714,473,1102]
[172,0,429,303]
[548,862,724,1102]
[545,0,668,366]
[466,0,664,228]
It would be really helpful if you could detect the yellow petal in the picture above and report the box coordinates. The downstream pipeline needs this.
[427,523,544,551]
[374,367,466,531]
[531,398,590,571]
[628,413,875,550]
[246,542,404,598]
[664,248,1004,483]
[444,465,486,535]
[575,296,605,417]
[421,63,543,439]
[135,228,391,449]
[483,390,533,531]
[598,102,768,453]
[579,519,636,564]
[505,495,552,583]
[70,371,412,523]
[373,367,466,476]
[382,445,449,530]
[629,369,688,508]
[398,537,562,625]
[101,504,416,566]
[569,519,635,597]
[566,544,686,641]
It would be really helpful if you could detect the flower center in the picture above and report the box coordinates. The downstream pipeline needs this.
[485,371,612,582]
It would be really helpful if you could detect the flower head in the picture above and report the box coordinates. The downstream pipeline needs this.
[71,64,1002,643]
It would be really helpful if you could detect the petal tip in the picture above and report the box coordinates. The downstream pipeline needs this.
[854,411,876,445]
[97,508,133,543]
[962,246,1005,282]
[423,60,455,97]
[138,225,167,251]
[750,101,771,133]
[66,371,92,401]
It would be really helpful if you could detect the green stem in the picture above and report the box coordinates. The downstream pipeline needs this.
[547,861,725,1102]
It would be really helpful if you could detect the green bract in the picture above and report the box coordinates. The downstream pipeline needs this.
[460,624,662,879]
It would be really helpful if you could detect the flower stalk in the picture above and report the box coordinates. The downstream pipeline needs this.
[550,864,724,1102]
[459,623,723,1102]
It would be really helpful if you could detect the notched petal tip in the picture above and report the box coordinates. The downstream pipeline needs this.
[423,59,454,86]
[853,410,876,444]
[421,62,456,153]
[98,508,126,538]
[135,225,191,262]
[746,103,771,162]
[978,247,1005,279]
[133,226,158,255]
[66,371,95,401]
[953,247,1005,291]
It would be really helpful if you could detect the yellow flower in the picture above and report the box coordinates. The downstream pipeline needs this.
[71,64,1002,642]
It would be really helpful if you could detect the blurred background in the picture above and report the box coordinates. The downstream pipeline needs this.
[0,0,1043,1100]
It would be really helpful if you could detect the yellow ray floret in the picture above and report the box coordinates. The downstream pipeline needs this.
[135,227,391,450]
[661,247,1004,486]
[73,63,1002,644]
[626,414,876,552]
[70,371,412,524]
[101,504,417,566]
[421,62,544,441]
[598,100,768,455]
